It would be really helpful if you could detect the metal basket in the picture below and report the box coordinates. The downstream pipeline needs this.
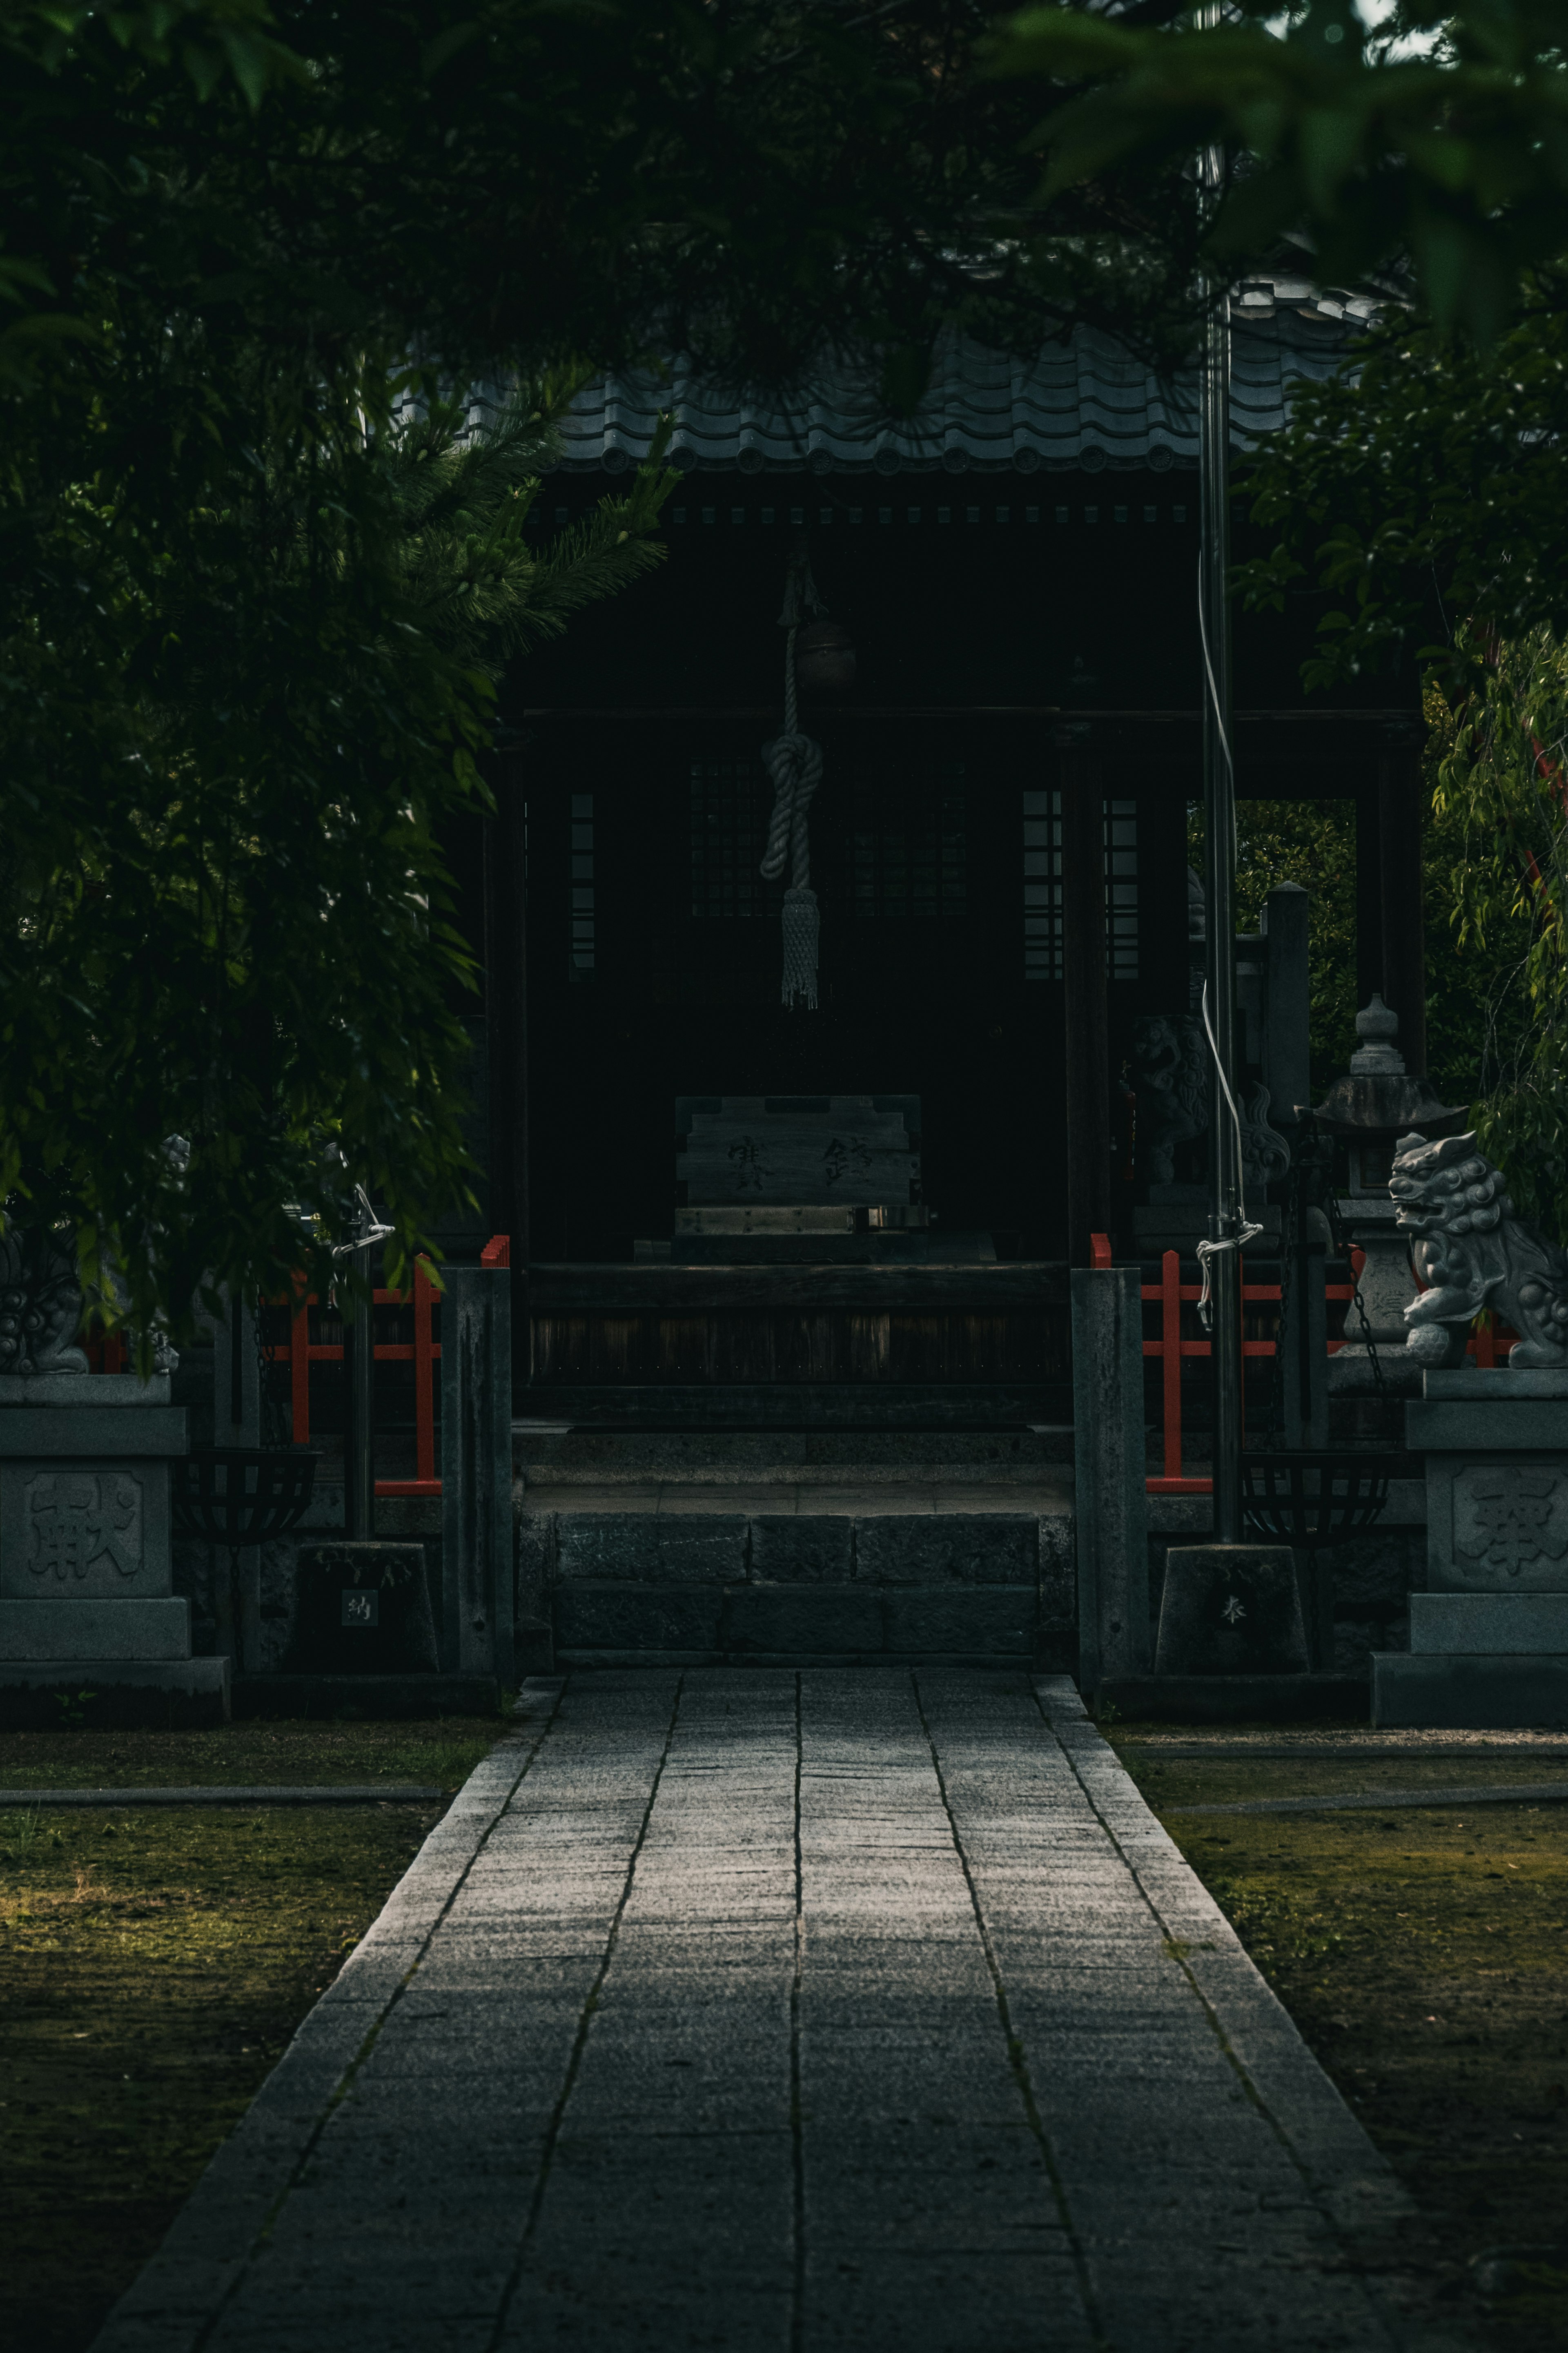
[172,1448,319,1552]
[1240,1452,1399,1549]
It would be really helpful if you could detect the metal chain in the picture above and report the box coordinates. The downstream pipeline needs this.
[1326,1186,1382,1402]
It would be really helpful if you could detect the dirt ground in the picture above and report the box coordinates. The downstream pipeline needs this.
[1116,1736,1568,2346]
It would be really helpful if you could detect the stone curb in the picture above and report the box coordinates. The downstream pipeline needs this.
[1033,1675,1411,2243]
[87,1680,564,2353]
[1169,1783,1568,1817]
[0,1786,445,1807]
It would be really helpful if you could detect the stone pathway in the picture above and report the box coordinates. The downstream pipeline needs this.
[96,1670,1435,2353]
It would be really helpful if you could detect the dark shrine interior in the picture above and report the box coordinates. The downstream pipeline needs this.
[444,467,1421,1269]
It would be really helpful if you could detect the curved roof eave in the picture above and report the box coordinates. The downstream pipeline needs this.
[524,300,1362,477]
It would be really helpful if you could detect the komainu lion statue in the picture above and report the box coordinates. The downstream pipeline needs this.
[1391,1130,1568,1368]
[0,1226,89,1378]
[1131,1015,1209,1186]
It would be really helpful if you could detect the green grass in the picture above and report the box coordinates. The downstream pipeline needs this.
[0,1712,512,2349]
[0,1799,442,2353]
[1117,1741,1568,2344]
[0,1715,502,1791]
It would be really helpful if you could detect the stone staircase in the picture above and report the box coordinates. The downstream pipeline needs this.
[515,1426,1077,1668]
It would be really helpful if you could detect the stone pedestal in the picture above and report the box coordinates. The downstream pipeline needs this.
[1154,1545,1309,1675]
[285,1541,439,1675]
[0,1372,227,1724]
[1374,1368,1568,1727]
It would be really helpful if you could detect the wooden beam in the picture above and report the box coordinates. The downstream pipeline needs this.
[515,1383,1073,1430]
[1060,736,1112,1266]
[526,1263,1070,1314]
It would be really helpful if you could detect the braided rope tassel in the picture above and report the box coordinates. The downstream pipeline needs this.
[761,618,822,1009]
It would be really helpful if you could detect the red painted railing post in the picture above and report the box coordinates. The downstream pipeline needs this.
[412,1256,436,1485]
[290,1289,311,1447]
[1161,1250,1183,1482]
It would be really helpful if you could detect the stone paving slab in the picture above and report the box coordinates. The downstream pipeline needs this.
[92,1669,1454,2353]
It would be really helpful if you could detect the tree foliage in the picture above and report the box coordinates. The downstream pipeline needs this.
[2,337,673,1343]
[0,0,1237,1340]
[1237,282,1568,687]
[1423,631,1568,1239]
[389,390,675,678]
[1187,797,1360,1096]
[992,0,1568,342]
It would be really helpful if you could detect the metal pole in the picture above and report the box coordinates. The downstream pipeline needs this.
[1198,80,1244,1543]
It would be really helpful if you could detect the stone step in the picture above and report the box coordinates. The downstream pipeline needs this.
[520,1493,1077,1668]
[522,1479,1073,1515]
[514,1425,1074,1480]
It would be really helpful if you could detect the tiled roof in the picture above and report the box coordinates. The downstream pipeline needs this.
[543,296,1361,477]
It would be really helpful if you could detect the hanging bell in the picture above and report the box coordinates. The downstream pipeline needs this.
[793,618,856,696]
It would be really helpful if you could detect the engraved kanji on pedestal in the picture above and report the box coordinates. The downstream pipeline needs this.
[1375,1369,1568,1728]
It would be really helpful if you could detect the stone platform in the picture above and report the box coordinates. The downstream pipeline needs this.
[517,1429,1077,1667]
[94,1670,1422,2353]
[0,1655,229,1726]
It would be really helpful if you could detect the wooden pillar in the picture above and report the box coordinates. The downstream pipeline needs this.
[484,747,530,1377]
[1377,727,1427,1076]
[1354,787,1383,1016]
[1060,735,1111,1266]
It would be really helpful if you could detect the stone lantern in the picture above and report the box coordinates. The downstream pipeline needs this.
[1314,995,1465,1395]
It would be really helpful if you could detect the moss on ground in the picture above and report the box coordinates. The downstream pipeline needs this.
[1116,1741,1568,2345]
[0,1798,445,2353]
[0,1714,501,1791]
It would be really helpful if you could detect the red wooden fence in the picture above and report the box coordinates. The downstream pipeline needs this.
[85,1239,512,1499]
[274,1258,443,1498]
[1091,1234,1516,1496]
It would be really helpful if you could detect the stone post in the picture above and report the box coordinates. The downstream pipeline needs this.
[1070,1265,1149,1695]
[209,1287,262,1667]
[440,1261,514,1684]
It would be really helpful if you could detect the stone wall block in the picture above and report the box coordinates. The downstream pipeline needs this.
[1039,1515,1077,1630]
[553,1583,723,1653]
[555,1514,746,1584]
[1329,1532,1419,1611]
[748,1516,853,1583]
[516,1510,557,1621]
[853,1514,1037,1587]
[720,1584,882,1655]
[881,1587,1038,1655]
